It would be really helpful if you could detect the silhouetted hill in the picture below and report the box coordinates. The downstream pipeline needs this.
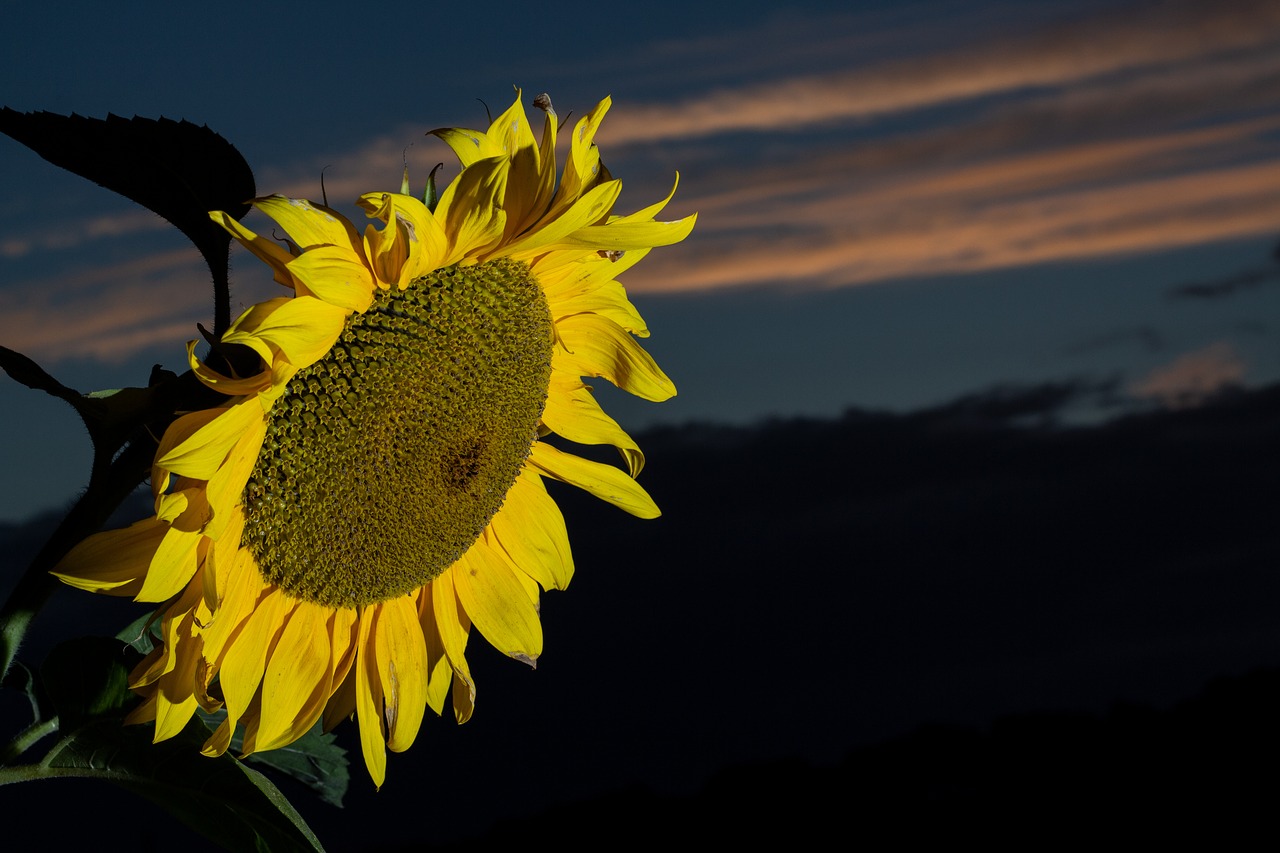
[431,665,1280,848]
[3,382,1278,850]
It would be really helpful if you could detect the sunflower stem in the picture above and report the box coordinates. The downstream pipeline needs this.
[0,763,118,786]
[0,439,154,682]
[212,260,231,339]
[0,715,58,764]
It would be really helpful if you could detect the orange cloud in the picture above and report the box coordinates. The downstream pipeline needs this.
[4,3,1279,365]
[600,0,1280,145]
[634,173,1280,295]
[624,110,1280,294]
[0,247,267,363]
[1128,343,1247,408]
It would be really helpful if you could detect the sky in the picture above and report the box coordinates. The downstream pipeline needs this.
[3,0,1280,506]
[3,1,1280,845]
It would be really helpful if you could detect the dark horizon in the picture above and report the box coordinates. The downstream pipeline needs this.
[4,377,1278,848]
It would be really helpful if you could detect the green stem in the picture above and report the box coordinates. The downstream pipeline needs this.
[0,715,58,764]
[0,763,120,786]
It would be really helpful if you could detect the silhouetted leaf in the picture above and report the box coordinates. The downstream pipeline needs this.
[0,344,80,405]
[0,109,255,317]
[0,344,186,459]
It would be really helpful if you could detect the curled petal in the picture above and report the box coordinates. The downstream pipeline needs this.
[528,441,660,519]
[222,295,349,368]
[555,314,676,402]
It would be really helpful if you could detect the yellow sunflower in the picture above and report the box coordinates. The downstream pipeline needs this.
[52,91,694,787]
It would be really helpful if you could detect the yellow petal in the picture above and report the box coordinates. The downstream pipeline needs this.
[614,173,681,223]
[488,468,574,590]
[555,314,676,402]
[254,195,362,251]
[328,606,360,705]
[217,586,286,729]
[451,674,474,724]
[204,422,266,541]
[431,570,475,723]
[287,246,375,312]
[187,340,274,396]
[528,441,660,519]
[51,518,163,596]
[152,611,203,741]
[541,373,644,476]
[429,127,504,168]
[452,542,542,666]
[209,210,296,289]
[550,278,649,338]
[357,192,449,285]
[373,596,429,753]
[504,180,621,259]
[137,523,203,603]
[415,586,454,717]
[552,97,611,210]
[485,91,536,159]
[156,397,263,481]
[200,546,262,667]
[322,666,358,735]
[254,600,332,751]
[354,608,387,788]
[550,212,697,252]
[222,295,348,368]
[535,246,650,302]
[527,97,559,233]
[434,156,509,263]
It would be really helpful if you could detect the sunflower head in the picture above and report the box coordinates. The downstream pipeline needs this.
[52,90,695,787]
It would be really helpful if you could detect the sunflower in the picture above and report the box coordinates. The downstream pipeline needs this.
[52,91,694,787]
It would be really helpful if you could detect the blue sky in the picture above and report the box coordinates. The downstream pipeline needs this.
[3,0,1280,521]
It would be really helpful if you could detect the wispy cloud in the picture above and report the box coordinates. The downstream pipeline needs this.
[600,0,1280,145]
[1128,342,1247,408]
[0,249,220,362]
[0,209,169,259]
[5,0,1280,365]
[632,117,1280,294]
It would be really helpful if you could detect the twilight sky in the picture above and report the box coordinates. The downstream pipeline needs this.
[3,0,1280,521]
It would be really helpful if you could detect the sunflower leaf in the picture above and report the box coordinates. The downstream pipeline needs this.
[0,660,49,726]
[40,715,326,852]
[202,708,351,809]
[0,345,191,461]
[0,344,82,406]
[115,611,161,654]
[40,636,134,729]
[0,109,255,288]
[28,636,326,850]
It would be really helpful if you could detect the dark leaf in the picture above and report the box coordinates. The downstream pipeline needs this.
[0,344,182,458]
[1,660,47,723]
[116,611,161,654]
[202,709,350,809]
[0,344,80,406]
[40,636,134,729]
[42,716,326,852]
[0,109,255,297]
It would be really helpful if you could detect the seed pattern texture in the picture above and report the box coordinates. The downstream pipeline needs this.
[241,258,553,608]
